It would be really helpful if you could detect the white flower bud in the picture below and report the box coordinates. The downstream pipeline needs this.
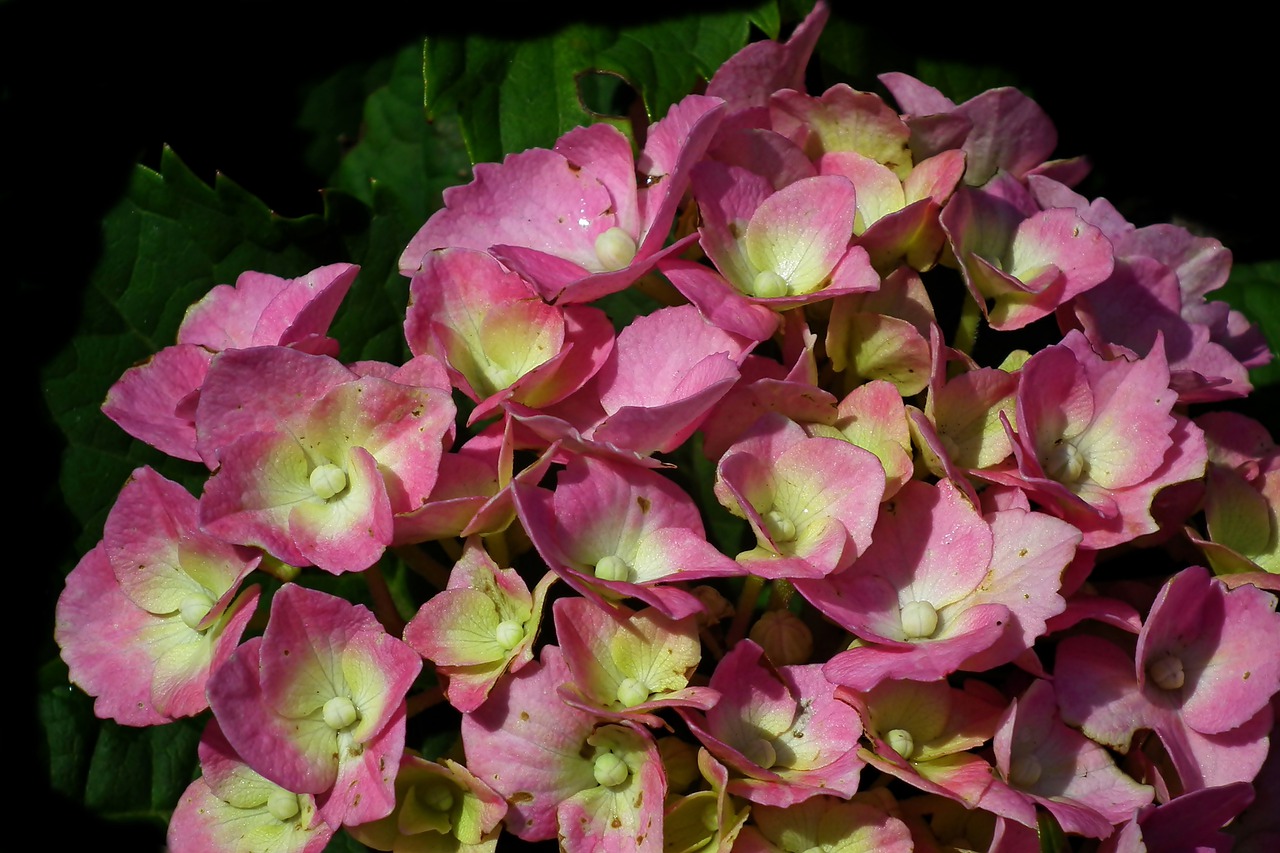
[266,789,301,822]
[593,751,630,788]
[494,620,524,651]
[309,463,348,500]
[1149,654,1185,690]
[900,600,938,639]
[322,695,359,730]
[616,677,651,708]
[885,728,915,760]
[595,227,638,271]
[594,555,632,583]
[743,737,777,769]
[752,270,789,298]
[763,509,797,544]
[178,593,213,631]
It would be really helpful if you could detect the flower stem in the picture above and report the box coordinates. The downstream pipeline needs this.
[727,574,765,647]
[406,685,446,718]
[953,295,983,360]
[768,578,795,611]
[364,563,405,637]
[394,544,451,590]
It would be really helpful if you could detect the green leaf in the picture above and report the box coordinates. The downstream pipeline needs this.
[328,830,373,852]
[41,650,203,828]
[1215,260,1280,391]
[425,2,781,164]
[327,41,472,235]
[40,657,98,800]
[911,58,1022,104]
[1035,808,1071,853]
[84,715,203,822]
[43,150,332,546]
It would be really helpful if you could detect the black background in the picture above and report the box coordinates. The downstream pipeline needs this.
[10,0,1274,848]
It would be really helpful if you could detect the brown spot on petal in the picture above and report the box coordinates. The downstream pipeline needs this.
[611,818,623,829]
[511,791,534,803]
[637,496,651,513]
[520,711,530,721]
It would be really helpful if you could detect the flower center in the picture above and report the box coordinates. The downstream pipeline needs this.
[900,600,939,639]
[593,751,630,788]
[743,737,777,769]
[322,695,360,731]
[752,270,789,299]
[763,509,797,544]
[616,677,651,708]
[309,463,348,500]
[1148,653,1185,690]
[178,592,214,631]
[595,227,638,271]
[418,782,456,813]
[266,789,301,822]
[885,728,916,760]
[494,620,524,651]
[1043,440,1086,484]
[594,555,633,583]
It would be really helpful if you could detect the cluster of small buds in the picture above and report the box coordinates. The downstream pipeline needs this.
[55,3,1280,851]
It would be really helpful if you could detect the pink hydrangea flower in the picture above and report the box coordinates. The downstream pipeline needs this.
[55,466,260,725]
[403,536,556,712]
[403,247,616,424]
[400,95,724,305]
[508,303,756,457]
[168,720,334,853]
[103,263,358,461]
[461,644,667,849]
[940,184,1114,331]
[838,677,1006,808]
[514,454,743,619]
[195,347,455,573]
[803,478,1078,691]
[206,583,422,828]
[553,597,719,725]
[978,679,1154,839]
[714,413,885,579]
[345,751,508,853]
[988,329,1207,549]
[1055,566,1280,792]
[679,639,865,806]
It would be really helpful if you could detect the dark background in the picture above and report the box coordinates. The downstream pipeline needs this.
[10,0,1273,848]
